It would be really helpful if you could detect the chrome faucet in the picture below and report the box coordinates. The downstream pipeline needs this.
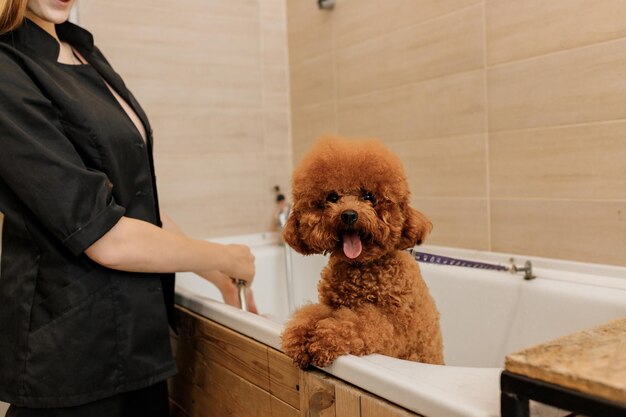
[275,186,291,231]
[275,186,296,315]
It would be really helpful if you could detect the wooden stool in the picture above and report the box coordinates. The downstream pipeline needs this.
[501,317,626,417]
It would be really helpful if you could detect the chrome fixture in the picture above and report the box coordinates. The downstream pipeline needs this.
[275,186,297,315]
[275,185,289,228]
[510,259,536,280]
[318,0,336,10]
[236,279,248,312]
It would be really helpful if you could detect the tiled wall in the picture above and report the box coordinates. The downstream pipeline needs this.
[79,0,292,238]
[287,0,626,266]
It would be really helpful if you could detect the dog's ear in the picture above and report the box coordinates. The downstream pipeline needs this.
[397,204,432,250]
[282,207,312,254]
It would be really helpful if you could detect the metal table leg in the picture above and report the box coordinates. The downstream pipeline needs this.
[501,391,530,417]
[501,371,626,417]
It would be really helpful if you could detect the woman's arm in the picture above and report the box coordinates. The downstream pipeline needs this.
[84,216,255,284]
[160,211,185,235]
[87,213,259,313]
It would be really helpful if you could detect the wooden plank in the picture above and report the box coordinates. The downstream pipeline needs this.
[175,306,270,391]
[360,395,420,417]
[505,317,626,404]
[268,347,301,409]
[168,342,209,417]
[271,396,299,417]
[300,370,336,417]
[334,383,360,417]
[170,347,272,417]
[170,332,178,360]
[170,342,204,391]
[169,399,190,417]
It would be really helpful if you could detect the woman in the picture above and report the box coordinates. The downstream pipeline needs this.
[0,0,257,415]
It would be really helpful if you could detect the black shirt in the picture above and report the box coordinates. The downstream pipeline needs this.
[0,19,176,407]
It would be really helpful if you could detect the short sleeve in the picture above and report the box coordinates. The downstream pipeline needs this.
[0,51,125,256]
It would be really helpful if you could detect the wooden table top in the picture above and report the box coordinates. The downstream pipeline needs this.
[505,317,626,404]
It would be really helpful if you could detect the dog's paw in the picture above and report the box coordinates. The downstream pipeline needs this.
[287,348,313,369]
[306,317,363,368]
[281,338,312,369]
[280,304,336,369]
[281,324,315,369]
[307,346,340,368]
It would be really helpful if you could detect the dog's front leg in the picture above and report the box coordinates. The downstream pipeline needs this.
[307,304,395,368]
[281,303,334,368]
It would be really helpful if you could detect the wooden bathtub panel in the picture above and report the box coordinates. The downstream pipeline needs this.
[300,371,336,416]
[299,370,423,417]
[169,361,272,417]
[170,333,178,359]
[361,396,420,417]
[175,306,270,391]
[170,306,423,417]
[268,347,301,409]
[271,396,299,417]
[169,399,190,417]
[335,383,361,417]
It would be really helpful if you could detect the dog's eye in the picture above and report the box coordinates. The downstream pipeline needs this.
[326,192,340,203]
[362,191,376,203]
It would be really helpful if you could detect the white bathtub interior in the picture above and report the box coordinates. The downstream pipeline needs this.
[174,233,626,417]
[176,233,626,368]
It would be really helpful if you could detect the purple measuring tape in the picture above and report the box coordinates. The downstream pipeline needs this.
[406,248,510,272]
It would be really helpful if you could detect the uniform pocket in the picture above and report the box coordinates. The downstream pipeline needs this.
[24,283,119,399]
[30,268,107,334]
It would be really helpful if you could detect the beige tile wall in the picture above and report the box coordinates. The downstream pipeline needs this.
[78,0,292,238]
[287,0,626,266]
[71,0,626,266]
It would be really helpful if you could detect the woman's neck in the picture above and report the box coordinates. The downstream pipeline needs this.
[25,11,60,43]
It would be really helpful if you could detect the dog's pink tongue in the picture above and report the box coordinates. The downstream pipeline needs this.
[342,232,362,259]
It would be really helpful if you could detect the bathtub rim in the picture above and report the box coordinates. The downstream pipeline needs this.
[174,287,502,417]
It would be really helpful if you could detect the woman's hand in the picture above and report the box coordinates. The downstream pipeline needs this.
[161,211,255,285]
[220,279,259,314]
[222,244,255,285]
[200,270,258,314]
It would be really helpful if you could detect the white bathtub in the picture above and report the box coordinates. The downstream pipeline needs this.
[175,232,626,417]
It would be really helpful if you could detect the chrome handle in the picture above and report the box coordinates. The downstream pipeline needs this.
[510,259,536,280]
[236,279,248,312]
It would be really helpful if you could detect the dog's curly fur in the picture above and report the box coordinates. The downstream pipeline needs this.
[280,136,444,369]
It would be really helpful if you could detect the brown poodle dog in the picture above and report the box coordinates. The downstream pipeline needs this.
[281,136,444,369]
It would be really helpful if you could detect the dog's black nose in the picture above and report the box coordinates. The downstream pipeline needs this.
[341,210,358,225]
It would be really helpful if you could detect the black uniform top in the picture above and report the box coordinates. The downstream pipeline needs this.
[0,19,176,407]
